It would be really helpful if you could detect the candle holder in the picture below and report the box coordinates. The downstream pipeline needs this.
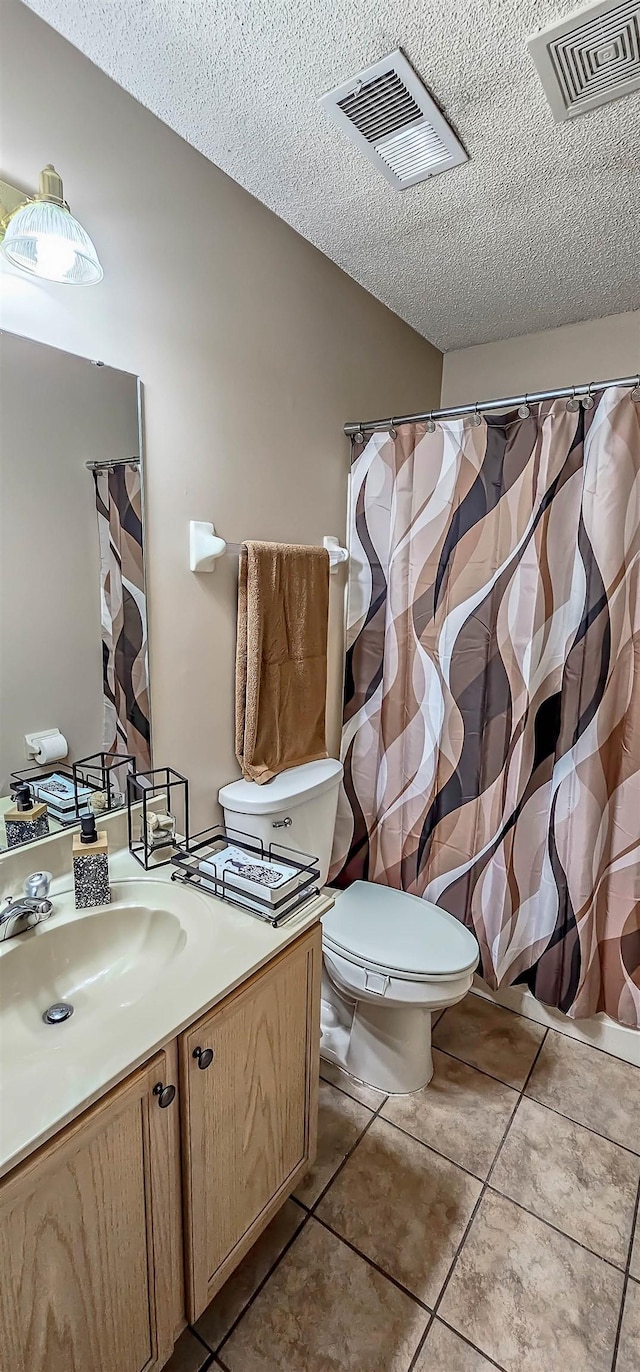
[73,751,136,817]
[127,766,189,870]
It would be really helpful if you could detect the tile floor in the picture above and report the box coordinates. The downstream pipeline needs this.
[165,995,640,1372]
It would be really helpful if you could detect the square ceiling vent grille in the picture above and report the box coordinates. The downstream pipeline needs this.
[319,49,468,189]
[528,0,640,120]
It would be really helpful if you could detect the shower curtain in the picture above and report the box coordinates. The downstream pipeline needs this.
[331,386,640,1029]
[94,464,151,770]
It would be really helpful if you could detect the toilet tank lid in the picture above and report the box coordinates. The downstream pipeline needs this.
[218,758,343,815]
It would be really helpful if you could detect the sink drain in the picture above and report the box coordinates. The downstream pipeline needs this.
[43,1002,74,1025]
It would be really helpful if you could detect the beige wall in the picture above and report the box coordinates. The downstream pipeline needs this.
[0,0,442,828]
[0,334,139,794]
[441,311,640,406]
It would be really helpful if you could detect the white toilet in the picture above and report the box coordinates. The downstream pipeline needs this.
[218,759,479,1095]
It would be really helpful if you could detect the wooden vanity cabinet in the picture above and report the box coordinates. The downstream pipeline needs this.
[0,921,321,1365]
[180,924,321,1320]
[0,1048,182,1372]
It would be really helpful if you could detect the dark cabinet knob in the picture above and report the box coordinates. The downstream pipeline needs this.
[153,1081,176,1108]
[192,1046,214,1070]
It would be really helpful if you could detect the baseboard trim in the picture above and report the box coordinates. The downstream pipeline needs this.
[471,980,639,1067]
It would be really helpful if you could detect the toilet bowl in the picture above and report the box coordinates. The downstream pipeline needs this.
[321,880,479,1093]
[218,759,479,1096]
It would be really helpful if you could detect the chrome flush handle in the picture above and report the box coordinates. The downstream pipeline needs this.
[272,817,292,829]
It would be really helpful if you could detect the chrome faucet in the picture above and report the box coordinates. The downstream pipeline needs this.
[1,871,53,943]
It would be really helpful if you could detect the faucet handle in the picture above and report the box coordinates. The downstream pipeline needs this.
[24,871,52,900]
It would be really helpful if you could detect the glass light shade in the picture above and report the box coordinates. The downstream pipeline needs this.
[1,199,103,284]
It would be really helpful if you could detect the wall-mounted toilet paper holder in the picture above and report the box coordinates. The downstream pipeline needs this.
[25,729,69,764]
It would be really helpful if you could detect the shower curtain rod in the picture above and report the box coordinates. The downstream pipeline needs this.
[85,456,140,471]
[343,373,639,436]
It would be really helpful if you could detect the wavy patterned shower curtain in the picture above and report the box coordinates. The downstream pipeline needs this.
[94,464,151,770]
[331,387,640,1029]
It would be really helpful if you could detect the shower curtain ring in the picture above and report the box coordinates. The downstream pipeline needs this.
[388,419,397,439]
[518,393,531,418]
[567,386,580,413]
[632,376,640,403]
[582,383,595,410]
[426,411,436,433]
[471,402,482,427]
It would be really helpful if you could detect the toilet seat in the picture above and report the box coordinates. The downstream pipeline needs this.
[322,880,478,983]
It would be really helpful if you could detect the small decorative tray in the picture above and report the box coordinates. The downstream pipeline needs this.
[9,763,100,824]
[171,824,321,927]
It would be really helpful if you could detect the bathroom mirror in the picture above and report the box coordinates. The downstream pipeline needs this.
[0,331,151,852]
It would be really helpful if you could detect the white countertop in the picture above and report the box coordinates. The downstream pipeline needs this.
[0,846,332,1179]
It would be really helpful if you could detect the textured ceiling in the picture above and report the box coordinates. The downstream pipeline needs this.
[24,0,640,350]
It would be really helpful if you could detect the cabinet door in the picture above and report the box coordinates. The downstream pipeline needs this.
[181,925,321,1318]
[0,1052,178,1372]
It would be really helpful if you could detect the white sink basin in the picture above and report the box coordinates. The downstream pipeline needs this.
[0,902,185,1028]
[0,880,197,1055]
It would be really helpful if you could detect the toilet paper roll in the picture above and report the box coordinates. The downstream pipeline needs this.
[33,731,68,765]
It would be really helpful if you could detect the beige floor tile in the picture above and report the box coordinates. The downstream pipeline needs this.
[491,1096,640,1266]
[439,1190,624,1372]
[631,1214,640,1281]
[294,1080,372,1205]
[525,1031,640,1153]
[381,1050,518,1179]
[317,1117,481,1305]
[413,1319,498,1371]
[432,995,545,1088]
[195,1200,304,1351]
[221,1218,427,1371]
[320,1059,388,1109]
[161,1328,210,1372]
[617,1279,640,1372]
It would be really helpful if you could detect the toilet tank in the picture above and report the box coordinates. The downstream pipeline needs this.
[218,758,343,884]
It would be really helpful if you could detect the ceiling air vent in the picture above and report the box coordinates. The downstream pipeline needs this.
[319,49,467,189]
[528,0,640,121]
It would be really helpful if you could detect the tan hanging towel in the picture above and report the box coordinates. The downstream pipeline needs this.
[235,541,330,784]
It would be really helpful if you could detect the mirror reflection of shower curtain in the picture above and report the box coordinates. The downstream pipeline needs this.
[94,465,151,770]
[331,387,640,1029]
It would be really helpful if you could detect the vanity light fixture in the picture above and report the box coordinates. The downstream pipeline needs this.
[0,165,103,285]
